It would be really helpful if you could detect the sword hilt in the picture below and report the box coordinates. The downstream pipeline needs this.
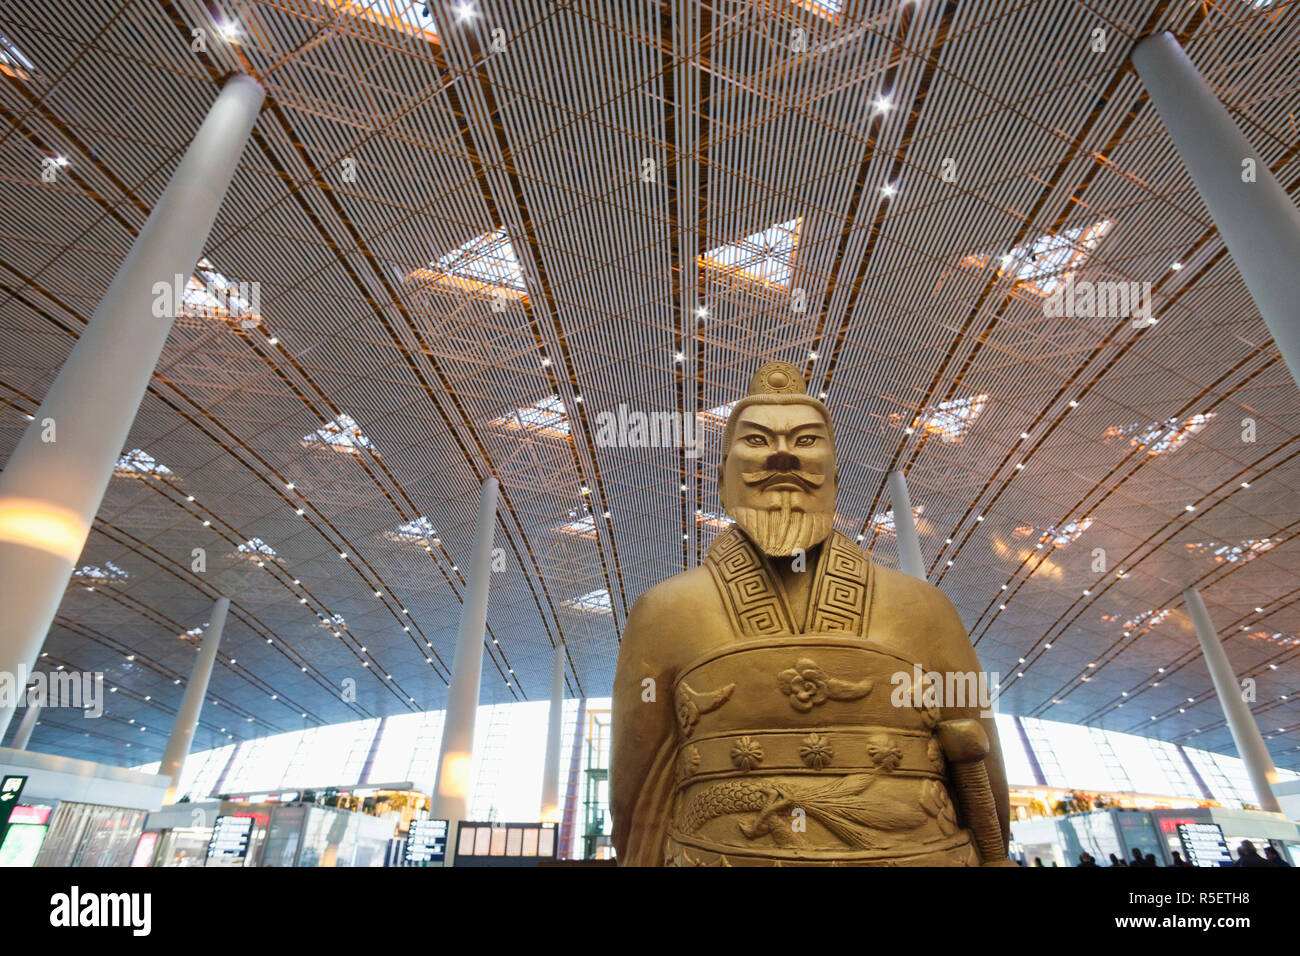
[937,718,1011,866]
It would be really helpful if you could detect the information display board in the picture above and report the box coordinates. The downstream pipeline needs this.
[403,819,448,864]
[453,821,558,867]
[1176,822,1233,867]
[206,815,254,861]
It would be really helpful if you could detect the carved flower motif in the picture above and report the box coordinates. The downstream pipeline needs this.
[678,745,701,782]
[730,736,764,771]
[675,687,701,736]
[919,779,958,835]
[865,733,903,772]
[777,659,830,711]
[799,732,834,770]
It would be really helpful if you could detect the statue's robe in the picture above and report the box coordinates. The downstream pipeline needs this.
[614,527,984,866]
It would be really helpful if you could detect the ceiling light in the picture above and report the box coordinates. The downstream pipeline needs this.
[286,482,294,490]
[1044,643,1052,649]
[1185,504,1195,512]
[453,2,477,21]
[696,306,708,318]
[880,183,896,198]
[873,95,893,113]
[674,352,684,363]
[340,552,348,559]
[1241,481,1250,488]
[541,356,551,367]
[1171,262,1183,270]
[1020,432,1029,439]
[186,495,195,502]
[1068,400,1078,408]
[268,337,278,345]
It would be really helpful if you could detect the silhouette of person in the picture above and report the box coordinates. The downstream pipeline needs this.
[1171,851,1194,868]
[1235,840,1269,867]
[1108,852,1127,867]
[1263,846,1291,867]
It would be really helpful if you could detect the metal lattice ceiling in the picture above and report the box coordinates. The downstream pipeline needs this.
[1,0,1299,778]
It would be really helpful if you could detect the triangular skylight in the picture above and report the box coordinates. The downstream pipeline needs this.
[1015,516,1093,547]
[387,516,438,542]
[419,227,527,295]
[1103,412,1213,456]
[563,588,613,614]
[0,34,36,81]
[870,505,923,535]
[116,449,173,477]
[557,514,597,537]
[1185,538,1275,564]
[237,537,277,557]
[325,0,439,42]
[491,395,570,438]
[703,401,736,422]
[302,413,375,455]
[75,561,129,582]
[963,220,1113,296]
[700,218,801,289]
[792,0,843,20]
[182,257,261,328]
[913,394,987,444]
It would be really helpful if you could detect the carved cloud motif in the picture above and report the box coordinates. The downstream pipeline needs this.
[777,658,874,712]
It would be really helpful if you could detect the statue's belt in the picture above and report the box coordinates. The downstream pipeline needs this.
[674,728,942,784]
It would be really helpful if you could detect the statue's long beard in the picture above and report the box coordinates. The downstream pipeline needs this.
[730,498,833,557]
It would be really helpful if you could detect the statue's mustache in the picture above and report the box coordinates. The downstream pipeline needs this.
[740,469,825,491]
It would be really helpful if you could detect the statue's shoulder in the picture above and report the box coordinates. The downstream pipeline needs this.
[621,565,728,661]
[866,558,967,638]
[627,564,718,620]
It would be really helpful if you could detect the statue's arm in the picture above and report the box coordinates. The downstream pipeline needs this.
[609,588,676,862]
[932,594,1012,849]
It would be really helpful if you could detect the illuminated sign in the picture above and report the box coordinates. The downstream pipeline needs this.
[0,774,26,844]
[404,819,449,864]
[206,815,254,860]
[1177,823,1233,867]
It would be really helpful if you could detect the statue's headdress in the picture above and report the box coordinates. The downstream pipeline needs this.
[721,360,835,456]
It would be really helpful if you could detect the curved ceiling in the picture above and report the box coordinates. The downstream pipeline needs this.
[1,0,1298,775]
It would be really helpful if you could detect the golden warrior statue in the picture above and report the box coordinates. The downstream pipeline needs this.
[611,361,1012,866]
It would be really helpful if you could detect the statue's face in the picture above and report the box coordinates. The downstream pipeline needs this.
[721,403,837,557]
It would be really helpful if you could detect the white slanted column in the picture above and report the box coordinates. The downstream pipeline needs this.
[1183,587,1281,813]
[1133,32,1300,393]
[0,74,265,739]
[885,471,926,580]
[159,596,230,805]
[431,477,499,861]
[540,641,566,822]
[10,701,41,750]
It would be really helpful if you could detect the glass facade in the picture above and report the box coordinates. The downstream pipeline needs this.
[136,704,1297,813]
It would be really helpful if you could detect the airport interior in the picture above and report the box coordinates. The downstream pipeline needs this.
[1,0,1299,926]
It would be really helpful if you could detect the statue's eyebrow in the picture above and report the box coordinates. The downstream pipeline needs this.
[790,421,828,435]
[735,418,775,436]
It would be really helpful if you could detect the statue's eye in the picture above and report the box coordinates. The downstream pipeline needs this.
[795,435,818,446]
[743,434,767,446]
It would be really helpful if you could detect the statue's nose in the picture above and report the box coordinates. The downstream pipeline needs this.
[765,451,800,472]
